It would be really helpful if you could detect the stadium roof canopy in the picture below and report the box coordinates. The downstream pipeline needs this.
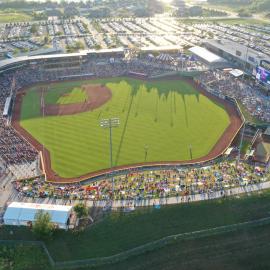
[0,48,125,71]
[229,69,244,77]
[189,46,227,65]
[0,52,87,71]
[3,96,11,117]
[3,202,72,229]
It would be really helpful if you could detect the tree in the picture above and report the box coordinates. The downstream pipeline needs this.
[134,7,150,17]
[32,210,54,240]
[188,6,203,16]
[21,47,30,53]
[64,5,80,18]
[13,48,19,55]
[88,6,111,18]
[238,9,252,17]
[44,35,50,44]
[75,40,85,50]
[30,23,38,34]
[94,44,102,50]
[74,203,88,219]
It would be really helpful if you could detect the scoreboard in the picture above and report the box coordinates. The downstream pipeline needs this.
[256,60,270,86]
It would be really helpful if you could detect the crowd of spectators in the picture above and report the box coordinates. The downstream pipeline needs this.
[0,70,38,166]
[14,161,269,201]
[196,70,270,123]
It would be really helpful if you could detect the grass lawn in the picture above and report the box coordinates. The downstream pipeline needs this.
[2,224,270,270]
[0,243,50,270]
[0,11,32,23]
[1,191,270,262]
[20,77,230,178]
[240,139,251,155]
[91,223,270,270]
[57,87,87,105]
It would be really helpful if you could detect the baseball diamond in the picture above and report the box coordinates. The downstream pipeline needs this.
[12,76,242,183]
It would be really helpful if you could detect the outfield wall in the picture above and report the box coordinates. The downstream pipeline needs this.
[149,70,205,79]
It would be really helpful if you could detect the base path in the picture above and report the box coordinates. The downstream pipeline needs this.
[12,76,244,184]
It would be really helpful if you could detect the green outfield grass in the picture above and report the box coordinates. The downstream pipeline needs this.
[20,77,230,178]
[57,87,87,105]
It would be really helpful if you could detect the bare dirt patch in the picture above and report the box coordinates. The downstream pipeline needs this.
[42,84,111,116]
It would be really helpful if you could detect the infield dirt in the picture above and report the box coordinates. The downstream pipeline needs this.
[41,84,111,116]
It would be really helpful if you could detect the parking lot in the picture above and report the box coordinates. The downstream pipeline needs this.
[1,17,270,57]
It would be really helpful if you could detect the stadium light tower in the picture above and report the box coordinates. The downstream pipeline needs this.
[189,144,193,160]
[100,118,120,195]
[144,144,149,161]
[237,121,246,165]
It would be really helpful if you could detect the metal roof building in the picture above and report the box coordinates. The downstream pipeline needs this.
[188,46,228,68]
[3,202,72,229]
[204,39,270,72]
[3,97,12,117]
[0,48,126,72]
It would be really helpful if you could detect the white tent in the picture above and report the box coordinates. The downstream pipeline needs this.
[3,202,72,229]
[229,69,244,78]
[189,46,227,65]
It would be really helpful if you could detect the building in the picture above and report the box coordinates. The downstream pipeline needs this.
[204,39,270,73]
[3,202,73,229]
[0,48,125,74]
[189,46,228,68]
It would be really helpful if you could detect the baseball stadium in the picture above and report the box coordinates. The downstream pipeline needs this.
[14,76,243,182]
[2,47,270,270]
[0,51,243,183]
[4,48,270,195]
